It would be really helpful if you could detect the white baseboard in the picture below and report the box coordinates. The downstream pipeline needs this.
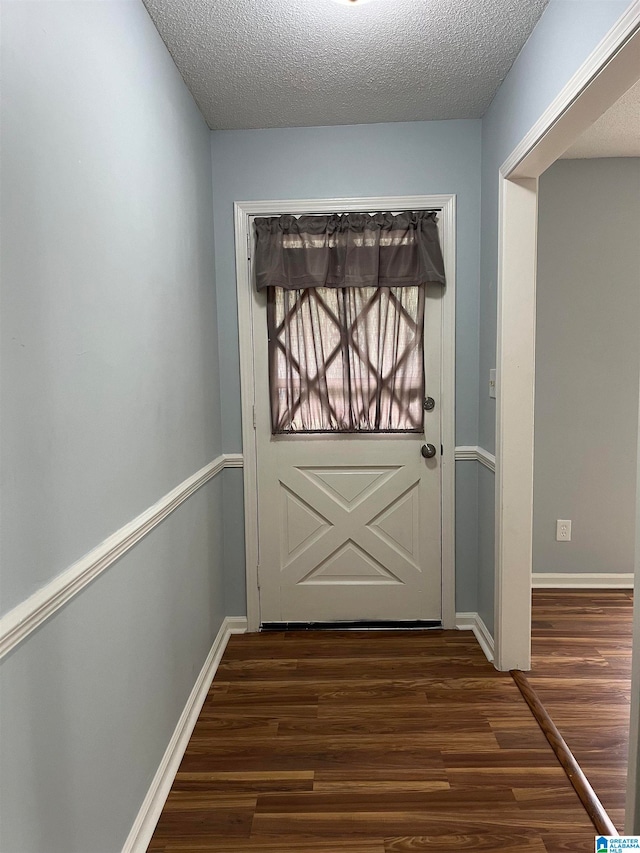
[0,453,244,660]
[532,572,634,589]
[456,612,495,662]
[122,616,247,853]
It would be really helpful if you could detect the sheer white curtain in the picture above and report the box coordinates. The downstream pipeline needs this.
[267,285,425,433]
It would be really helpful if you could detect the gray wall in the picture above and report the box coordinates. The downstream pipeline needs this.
[534,158,640,576]
[476,0,629,633]
[1,483,225,853]
[0,2,224,850]
[210,120,483,613]
[223,467,247,615]
[477,464,496,627]
[456,464,480,612]
[479,0,629,454]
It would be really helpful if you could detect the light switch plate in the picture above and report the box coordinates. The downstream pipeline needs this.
[489,369,496,399]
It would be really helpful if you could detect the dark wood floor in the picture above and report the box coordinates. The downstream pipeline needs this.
[148,623,606,852]
[529,588,633,832]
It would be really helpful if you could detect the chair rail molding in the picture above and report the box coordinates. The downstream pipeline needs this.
[0,453,243,660]
[454,446,496,472]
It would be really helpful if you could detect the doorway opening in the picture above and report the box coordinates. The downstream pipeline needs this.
[494,11,640,831]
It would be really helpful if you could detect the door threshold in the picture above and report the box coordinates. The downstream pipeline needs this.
[260,620,442,631]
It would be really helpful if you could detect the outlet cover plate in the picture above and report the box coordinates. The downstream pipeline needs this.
[556,519,572,541]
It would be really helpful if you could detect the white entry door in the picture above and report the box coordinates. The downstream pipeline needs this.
[251,275,444,625]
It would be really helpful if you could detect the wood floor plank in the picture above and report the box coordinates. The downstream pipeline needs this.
[171,770,315,793]
[254,787,518,812]
[312,768,450,794]
[161,837,386,852]
[384,835,548,852]
[250,809,593,836]
[529,588,633,831]
[446,766,569,789]
[279,714,493,735]
[147,625,609,851]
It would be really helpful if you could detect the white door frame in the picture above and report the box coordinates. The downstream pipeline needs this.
[234,194,457,633]
[494,3,640,672]
[492,3,640,831]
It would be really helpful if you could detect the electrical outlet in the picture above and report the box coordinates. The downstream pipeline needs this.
[556,519,572,541]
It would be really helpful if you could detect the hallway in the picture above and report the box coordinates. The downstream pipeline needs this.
[3,2,639,849]
[147,628,596,852]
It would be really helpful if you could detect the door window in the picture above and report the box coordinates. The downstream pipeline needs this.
[267,284,425,434]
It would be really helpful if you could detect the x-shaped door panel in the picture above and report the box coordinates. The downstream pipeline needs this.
[279,464,423,589]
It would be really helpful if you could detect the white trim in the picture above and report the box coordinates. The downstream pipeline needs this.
[122,616,247,853]
[0,453,243,660]
[494,8,640,674]
[235,202,262,633]
[439,194,457,630]
[501,3,640,179]
[532,573,634,589]
[494,177,538,673]
[234,194,458,217]
[454,445,496,472]
[234,195,457,632]
[222,454,244,469]
[456,612,495,663]
[492,6,640,823]
[454,446,478,462]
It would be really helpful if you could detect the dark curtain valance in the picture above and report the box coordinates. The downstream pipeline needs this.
[254,211,446,291]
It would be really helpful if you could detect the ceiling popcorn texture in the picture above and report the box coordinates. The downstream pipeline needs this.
[562,79,640,158]
[143,0,550,130]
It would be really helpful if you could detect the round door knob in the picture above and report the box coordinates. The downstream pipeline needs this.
[421,443,437,459]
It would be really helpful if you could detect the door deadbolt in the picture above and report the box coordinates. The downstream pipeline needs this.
[423,397,435,411]
[421,443,437,459]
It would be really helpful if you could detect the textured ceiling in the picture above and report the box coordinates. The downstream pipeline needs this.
[562,78,640,159]
[143,0,550,130]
